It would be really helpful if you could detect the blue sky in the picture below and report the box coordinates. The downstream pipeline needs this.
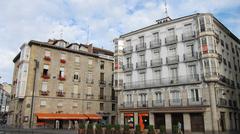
[0,0,240,83]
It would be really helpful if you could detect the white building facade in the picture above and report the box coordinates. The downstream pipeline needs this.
[114,13,240,134]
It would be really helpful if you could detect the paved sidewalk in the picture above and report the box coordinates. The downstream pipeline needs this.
[0,128,78,134]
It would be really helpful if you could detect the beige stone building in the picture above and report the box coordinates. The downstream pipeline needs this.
[8,39,116,128]
[114,13,240,134]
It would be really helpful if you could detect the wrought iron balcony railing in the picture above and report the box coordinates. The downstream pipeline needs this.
[124,74,200,90]
[123,45,133,54]
[152,100,165,107]
[166,55,179,65]
[137,101,148,107]
[169,99,182,106]
[187,98,203,106]
[150,58,162,67]
[136,43,146,52]
[136,61,147,70]
[165,35,178,45]
[123,64,133,72]
[150,39,161,49]
[122,101,134,108]
[182,31,196,42]
[183,52,199,62]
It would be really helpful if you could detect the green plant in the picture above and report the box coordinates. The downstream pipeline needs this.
[124,125,130,131]
[115,124,120,131]
[135,125,141,134]
[96,124,101,129]
[160,125,165,134]
[88,124,93,129]
[172,125,178,134]
[106,124,113,130]
[79,123,85,129]
[148,125,154,134]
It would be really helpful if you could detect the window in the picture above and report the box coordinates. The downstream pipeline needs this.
[155,92,162,102]
[139,54,145,63]
[58,83,64,92]
[153,49,160,59]
[190,89,200,101]
[188,65,197,78]
[127,94,132,102]
[100,103,104,111]
[60,53,65,60]
[73,85,78,94]
[87,102,91,110]
[126,57,132,67]
[75,56,80,63]
[100,88,104,98]
[41,82,48,91]
[168,47,177,56]
[186,43,194,56]
[112,104,115,111]
[87,71,93,81]
[100,61,104,69]
[73,72,79,80]
[153,32,159,42]
[139,73,146,82]
[126,40,131,46]
[126,74,132,83]
[139,93,147,103]
[87,87,92,95]
[45,50,51,57]
[40,100,46,107]
[171,91,180,102]
[168,28,175,36]
[170,67,178,82]
[199,16,205,32]
[184,23,192,33]
[139,36,144,44]
[201,37,208,53]
[88,59,93,65]
[59,67,64,78]
[100,73,104,81]
[43,65,49,76]
[153,70,161,80]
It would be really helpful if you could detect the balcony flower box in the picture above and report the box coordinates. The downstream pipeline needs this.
[58,76,66,81]
[40,90,49,96]
[44,56,51,61]
[56,91,65,97]
[60,59,66,64]
[42,74,50,79]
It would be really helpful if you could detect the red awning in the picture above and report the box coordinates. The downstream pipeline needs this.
[85,114,102,120]
[35,113,88,120]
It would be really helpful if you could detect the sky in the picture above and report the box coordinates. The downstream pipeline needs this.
[0,0,240,83]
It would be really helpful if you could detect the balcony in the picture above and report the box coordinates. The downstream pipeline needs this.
[152,100,164,107]
[187,98,203,106]
[99,95,106,100]
[71,93,81,98]
[150,39,161,49]
[40,90,49,96]
[166,55,179,65]
[86,78,94,84]
[99,80,106,87]
[136,43,146,52]
[123,64,133,72]
[124,74,200,90]
[169,99,182,106]
[150,58,162,67]
[86,94,94,99]
[56,91,65,97]
[136,61,147,70]
[217,98,227,107]
[42,74,50,79]
[44,56,51,61]
[137,101,148,108]
[165,35,178,45]
[182,31,196,42]
[183,52,199,62]
[122,101,134,108]
[123,46,133,54]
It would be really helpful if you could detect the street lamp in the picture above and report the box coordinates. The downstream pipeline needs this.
[29,59,39,128]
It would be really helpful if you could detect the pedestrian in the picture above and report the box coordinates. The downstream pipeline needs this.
[85,120,89,134]
[177,121,182,134]
[56,120,59,130]
[93,122,97,134]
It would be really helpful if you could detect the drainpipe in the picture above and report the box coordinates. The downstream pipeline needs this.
[29,59,39,128]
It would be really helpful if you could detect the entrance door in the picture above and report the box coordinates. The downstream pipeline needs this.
[220,112,226,131]
[190,113,204,132]
[171,113,183,134]
[154,113,165,131]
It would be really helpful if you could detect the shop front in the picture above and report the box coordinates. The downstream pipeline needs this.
[138,112,149,130]
[124,113,134,128]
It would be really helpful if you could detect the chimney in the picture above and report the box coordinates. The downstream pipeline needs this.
[88,44,93,53]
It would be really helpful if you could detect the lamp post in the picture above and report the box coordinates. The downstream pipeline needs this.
[29,59,39,128]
